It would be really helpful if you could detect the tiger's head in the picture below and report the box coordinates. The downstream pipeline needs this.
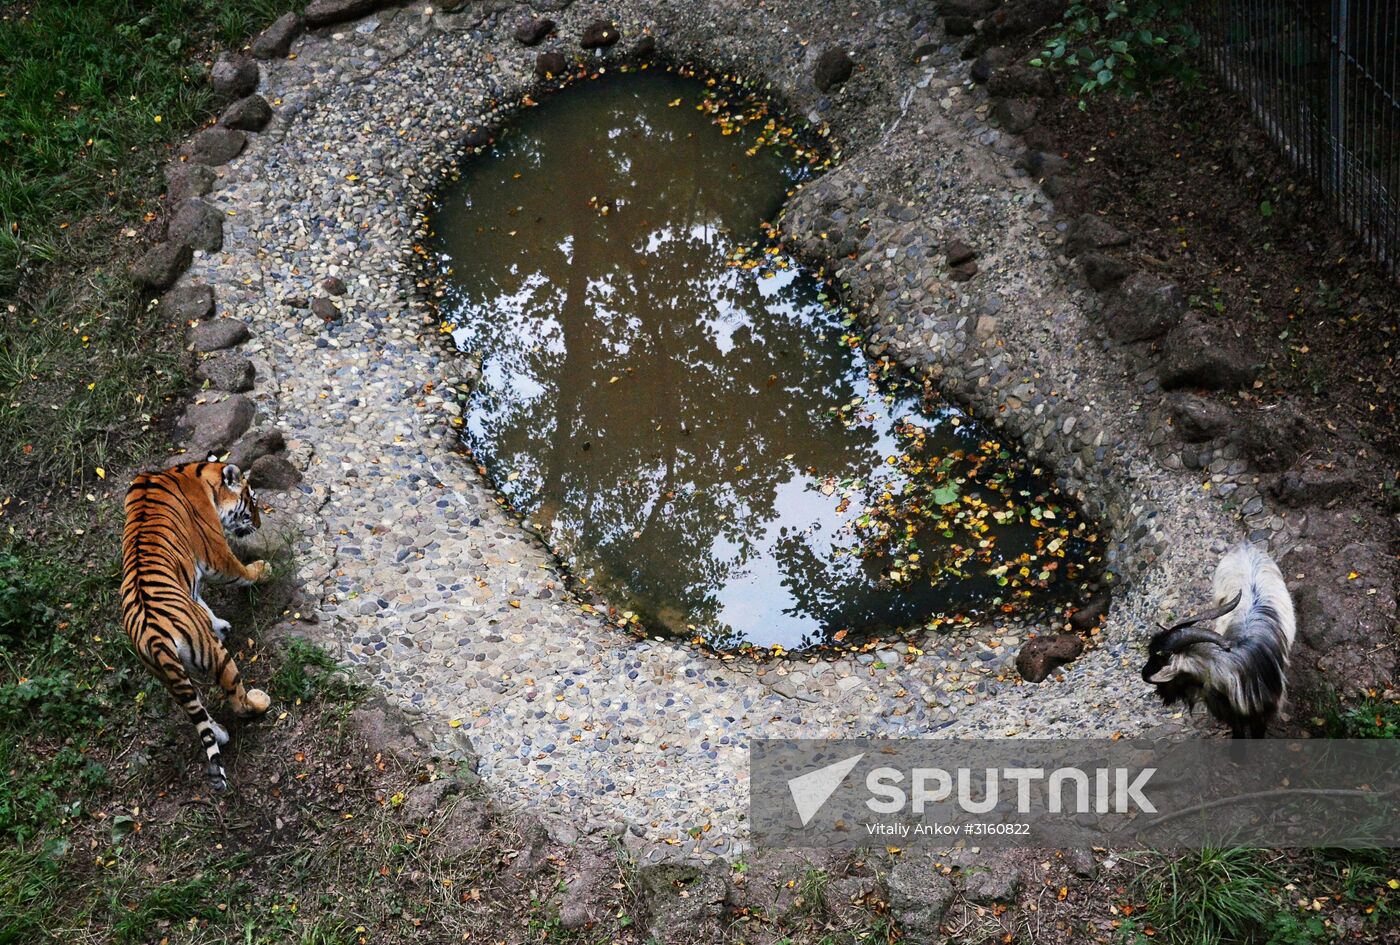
[214,461,261,538]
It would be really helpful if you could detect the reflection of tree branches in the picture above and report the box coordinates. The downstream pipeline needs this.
[428,73,1092,646]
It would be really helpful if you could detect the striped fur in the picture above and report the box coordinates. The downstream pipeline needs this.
[121,458,270,790]
[1142,542,1296,738]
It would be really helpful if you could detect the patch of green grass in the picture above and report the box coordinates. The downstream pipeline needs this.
[0,270,187,495]
[792,867,831,918]
[1126,848,1280,945]
[109,872,234,944]
[0,0,300,291]
[1,0,301,500]
[0,845,65,945]
[267,638,364,705]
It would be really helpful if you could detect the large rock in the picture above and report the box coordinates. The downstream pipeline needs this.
[943,15,978,36]
[962,863,1024,904]
[580,20,620,49]
[1272,463,1357,507]
[399,778,460,821]
[178,394,255,454]
[886,857,955,940]
[1079,252,1130,291]
[195,353,255,392]
[164,162,216,202]
[1015,149,1068,178]
[1070,591,1112,632]
[304,0,385,27]
[228,426,286,470]
[131,242,192,290]
[988,64,1056,99]
[1166,392,1233,442]
[535,51,568,78]
[993,97,1038,134]
[638,863,727,941]
[813,47,855,92]
[1287,537,1397,690]
[349,696,424,763]
[159,284,215,322]
[944,238,978,266]
[189,318,250,353]
[514,17,554,46]
[1157,313,1262,390]
[210,52,258,102]
[1237,402,1310,471]
[969,46,1013,83]
[179,127,246,166]
[1066,213,1130,256]
[219,95,272,132]
[168,199,224,252]
[249,454,302,490]
[1102,272,1185,342]
[1015,633,1084,682]
[980,0,1066,44]
[251,13,303,59]
[558,846,614,930]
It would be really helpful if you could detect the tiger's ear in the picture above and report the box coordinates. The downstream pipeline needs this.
[222,464,242,488]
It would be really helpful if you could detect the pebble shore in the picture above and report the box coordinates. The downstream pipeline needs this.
[156,0,1302,862]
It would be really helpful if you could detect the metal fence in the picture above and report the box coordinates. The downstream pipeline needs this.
[1195,0,1400,278]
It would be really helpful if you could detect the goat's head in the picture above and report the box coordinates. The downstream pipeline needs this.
[1141,591,1242,686]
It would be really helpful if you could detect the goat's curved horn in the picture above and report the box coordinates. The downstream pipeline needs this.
[1158,590,1243,635]
[1162,626,1233,654]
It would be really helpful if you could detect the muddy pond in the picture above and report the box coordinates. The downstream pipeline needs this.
[428,70,1098,651]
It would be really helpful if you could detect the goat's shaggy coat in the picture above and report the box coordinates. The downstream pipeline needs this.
[1142,542,1296,738]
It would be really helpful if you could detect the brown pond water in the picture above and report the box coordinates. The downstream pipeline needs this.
[428,70,1097,651]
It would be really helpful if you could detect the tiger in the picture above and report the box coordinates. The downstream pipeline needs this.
[121,456,272,791]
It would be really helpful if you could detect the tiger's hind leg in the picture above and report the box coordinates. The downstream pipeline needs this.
[139,638,232,791]
[194,621,271,721]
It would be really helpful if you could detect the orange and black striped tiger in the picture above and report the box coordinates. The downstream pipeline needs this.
[121,457,271,791]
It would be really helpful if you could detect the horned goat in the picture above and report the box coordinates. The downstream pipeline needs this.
[1142,542,1296,738]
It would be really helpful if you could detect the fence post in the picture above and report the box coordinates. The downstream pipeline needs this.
[1330,0,1349,198]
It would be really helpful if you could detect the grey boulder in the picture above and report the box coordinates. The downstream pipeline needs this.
[189,318,250,353]
[179,127,247,166]
[131,242,192,290]
[1102,272,1186,342]
[178,394,255,454]
[168,199,224,252]
[210,52,258,102]
[158,284,215,322]
[252,13,303,59]
[219,95,272,132]
[195,353,255,392]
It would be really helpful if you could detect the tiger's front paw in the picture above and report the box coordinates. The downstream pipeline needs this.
[246,559,269,583]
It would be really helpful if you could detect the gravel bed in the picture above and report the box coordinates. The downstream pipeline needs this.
[163,0,1278,862]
